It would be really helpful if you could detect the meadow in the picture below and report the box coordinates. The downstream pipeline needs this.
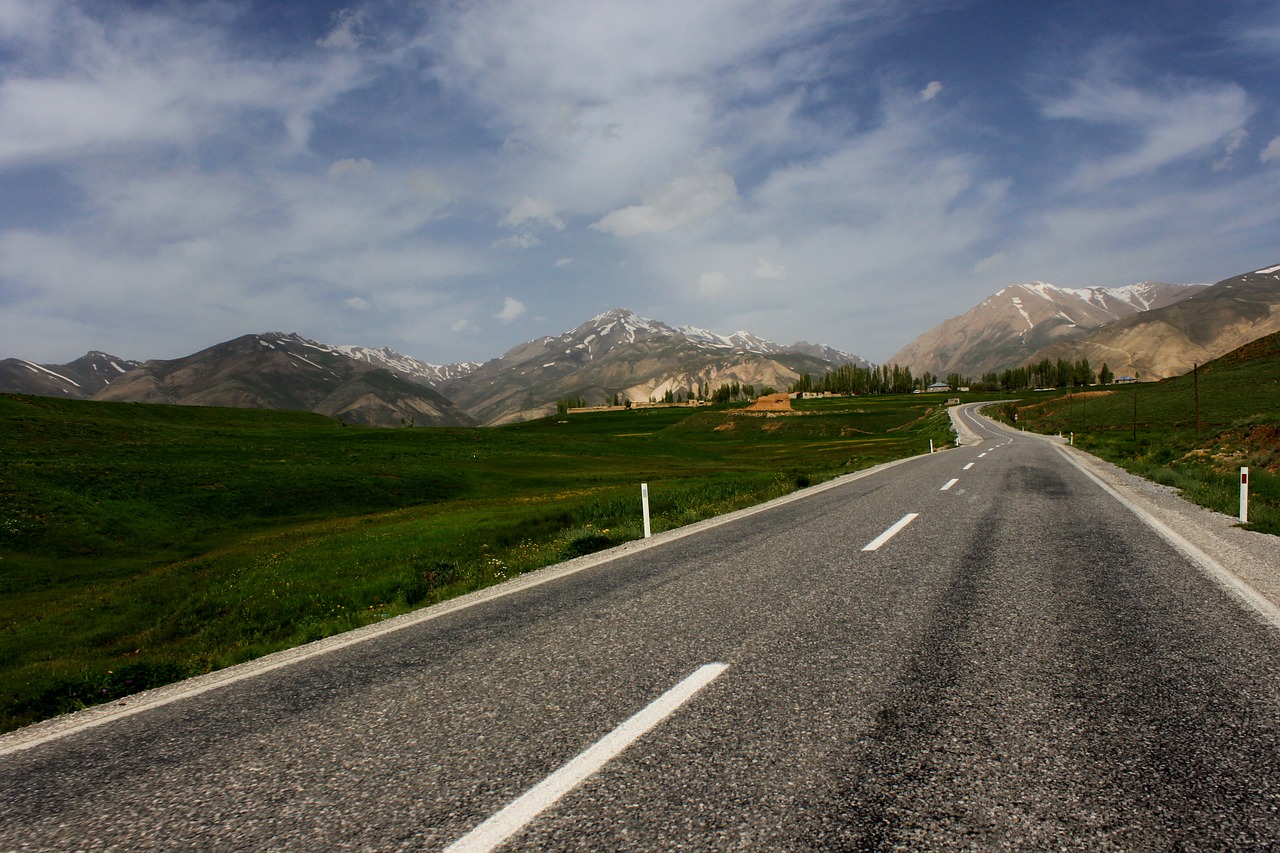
[0,392,954,731]
[987,332,1280,536]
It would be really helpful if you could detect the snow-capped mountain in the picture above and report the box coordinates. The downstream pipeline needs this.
[91,332,477,427]
[890,280,1208,377]
[437,308,871,425]
[0,351,143,398]
[336,344,479,387]
[1032,265,1280,379]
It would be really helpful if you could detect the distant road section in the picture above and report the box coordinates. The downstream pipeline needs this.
[2,406,1278,849]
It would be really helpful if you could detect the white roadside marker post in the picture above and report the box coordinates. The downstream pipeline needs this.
[930,439,934,454]
[641,482,652,538]
[1241,467,1249,524]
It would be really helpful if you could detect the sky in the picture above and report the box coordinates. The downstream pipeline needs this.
[1,0,1278,366]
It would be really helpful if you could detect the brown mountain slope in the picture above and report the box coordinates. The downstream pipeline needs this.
[0,352,141,398]
[890,281,1203,377]
[438,309,867,425]
[1029,264,1280,379]
[93,332,477,428]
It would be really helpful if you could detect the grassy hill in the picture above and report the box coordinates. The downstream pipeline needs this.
[991,330,1280,534]
[0,392,952,732]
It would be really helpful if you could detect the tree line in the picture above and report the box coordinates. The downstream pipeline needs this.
[796,356,1119,396]
[969,357,1116,391]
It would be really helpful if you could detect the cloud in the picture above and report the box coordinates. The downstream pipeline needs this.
[974,251,1008,273]
[1040,60,1254,190]
[344,296,371,311]
[495,296,526,323]
[752,257,787,279]
[317,8,367,50]
[1262,136,1280,164]
[697,271,730,297]
[919,80,943,102]
[451,318,478,332]
[1212,128,1248,171]
[554,257,574,267]
[0,3,365,166]
[499,197,564,230]
[327,157,374,180]
[591,165,738,237]
[494,233,541,249]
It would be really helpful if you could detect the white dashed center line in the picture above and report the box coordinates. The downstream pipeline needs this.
[861,513,919,551]
[963,462,975,470]
[443,663,729,853]
[940,479,958,491]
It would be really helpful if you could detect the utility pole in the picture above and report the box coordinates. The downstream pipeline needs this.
[1132,372,1139,441]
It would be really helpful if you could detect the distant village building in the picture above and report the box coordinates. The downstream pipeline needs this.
[926,382,951,392]
[1115,375,1138,384]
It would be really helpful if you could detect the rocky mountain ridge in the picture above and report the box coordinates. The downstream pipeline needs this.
[890,280,1208,377]
[1030,264,1280,379]
[436,309,871,424]
[0,310,869,427]
[91,332,478,428]
[0,351,144,399]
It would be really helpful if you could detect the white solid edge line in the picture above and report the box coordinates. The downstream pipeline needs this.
[862,513,919,551]
[940,479,958,492]
[1,454,925,756]
[442,663,730,853]
[1052,445,1280,632]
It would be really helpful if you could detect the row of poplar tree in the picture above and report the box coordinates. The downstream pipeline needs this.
[794,356,1117,396]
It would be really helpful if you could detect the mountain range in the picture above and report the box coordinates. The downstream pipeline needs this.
[437,309,870,424]
[0,311,869,427]
[3,263,1277,424]
[889,281,1208,377]
[1028,265,1280,379]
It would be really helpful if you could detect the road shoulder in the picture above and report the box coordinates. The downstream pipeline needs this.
[983,410,1280,625]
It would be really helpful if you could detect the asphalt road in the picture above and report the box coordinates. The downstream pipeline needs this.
[2,406,1278,850]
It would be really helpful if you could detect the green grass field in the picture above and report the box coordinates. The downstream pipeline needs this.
[987,332,1280,537]
[0,392,955,732]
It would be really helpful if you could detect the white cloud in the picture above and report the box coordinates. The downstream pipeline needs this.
[1262,136,1280,164]
[344,296,371,311]
[697,271,730,297]
[919,80,943,102]
[1212,128,1248,171]
[1041,61,1254,189]
[752,257,787,279]
[499,197,565,230]
[495,296,526,323]
[494,233,541,249]
[451,318,478,332]
[554,257,574,267]
[317,8,367,50]
[327,157,374,180]
[409,169,453,202]
[974,252,1008,273]
[591,165,738,237]
[0,3,364,166]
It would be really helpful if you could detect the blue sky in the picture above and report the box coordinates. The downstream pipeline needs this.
[1,0,1277,365]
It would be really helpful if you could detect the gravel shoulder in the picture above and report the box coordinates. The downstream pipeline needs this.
[1058,441,1280,613]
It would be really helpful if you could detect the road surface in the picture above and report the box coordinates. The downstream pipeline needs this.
[2,404,1278,850]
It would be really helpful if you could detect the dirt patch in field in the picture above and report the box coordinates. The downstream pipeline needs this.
[747,393,792,411]
[1191,422,1280,473]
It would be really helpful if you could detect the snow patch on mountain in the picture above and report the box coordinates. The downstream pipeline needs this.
[337,343,479,387]
[20,360,80,387]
